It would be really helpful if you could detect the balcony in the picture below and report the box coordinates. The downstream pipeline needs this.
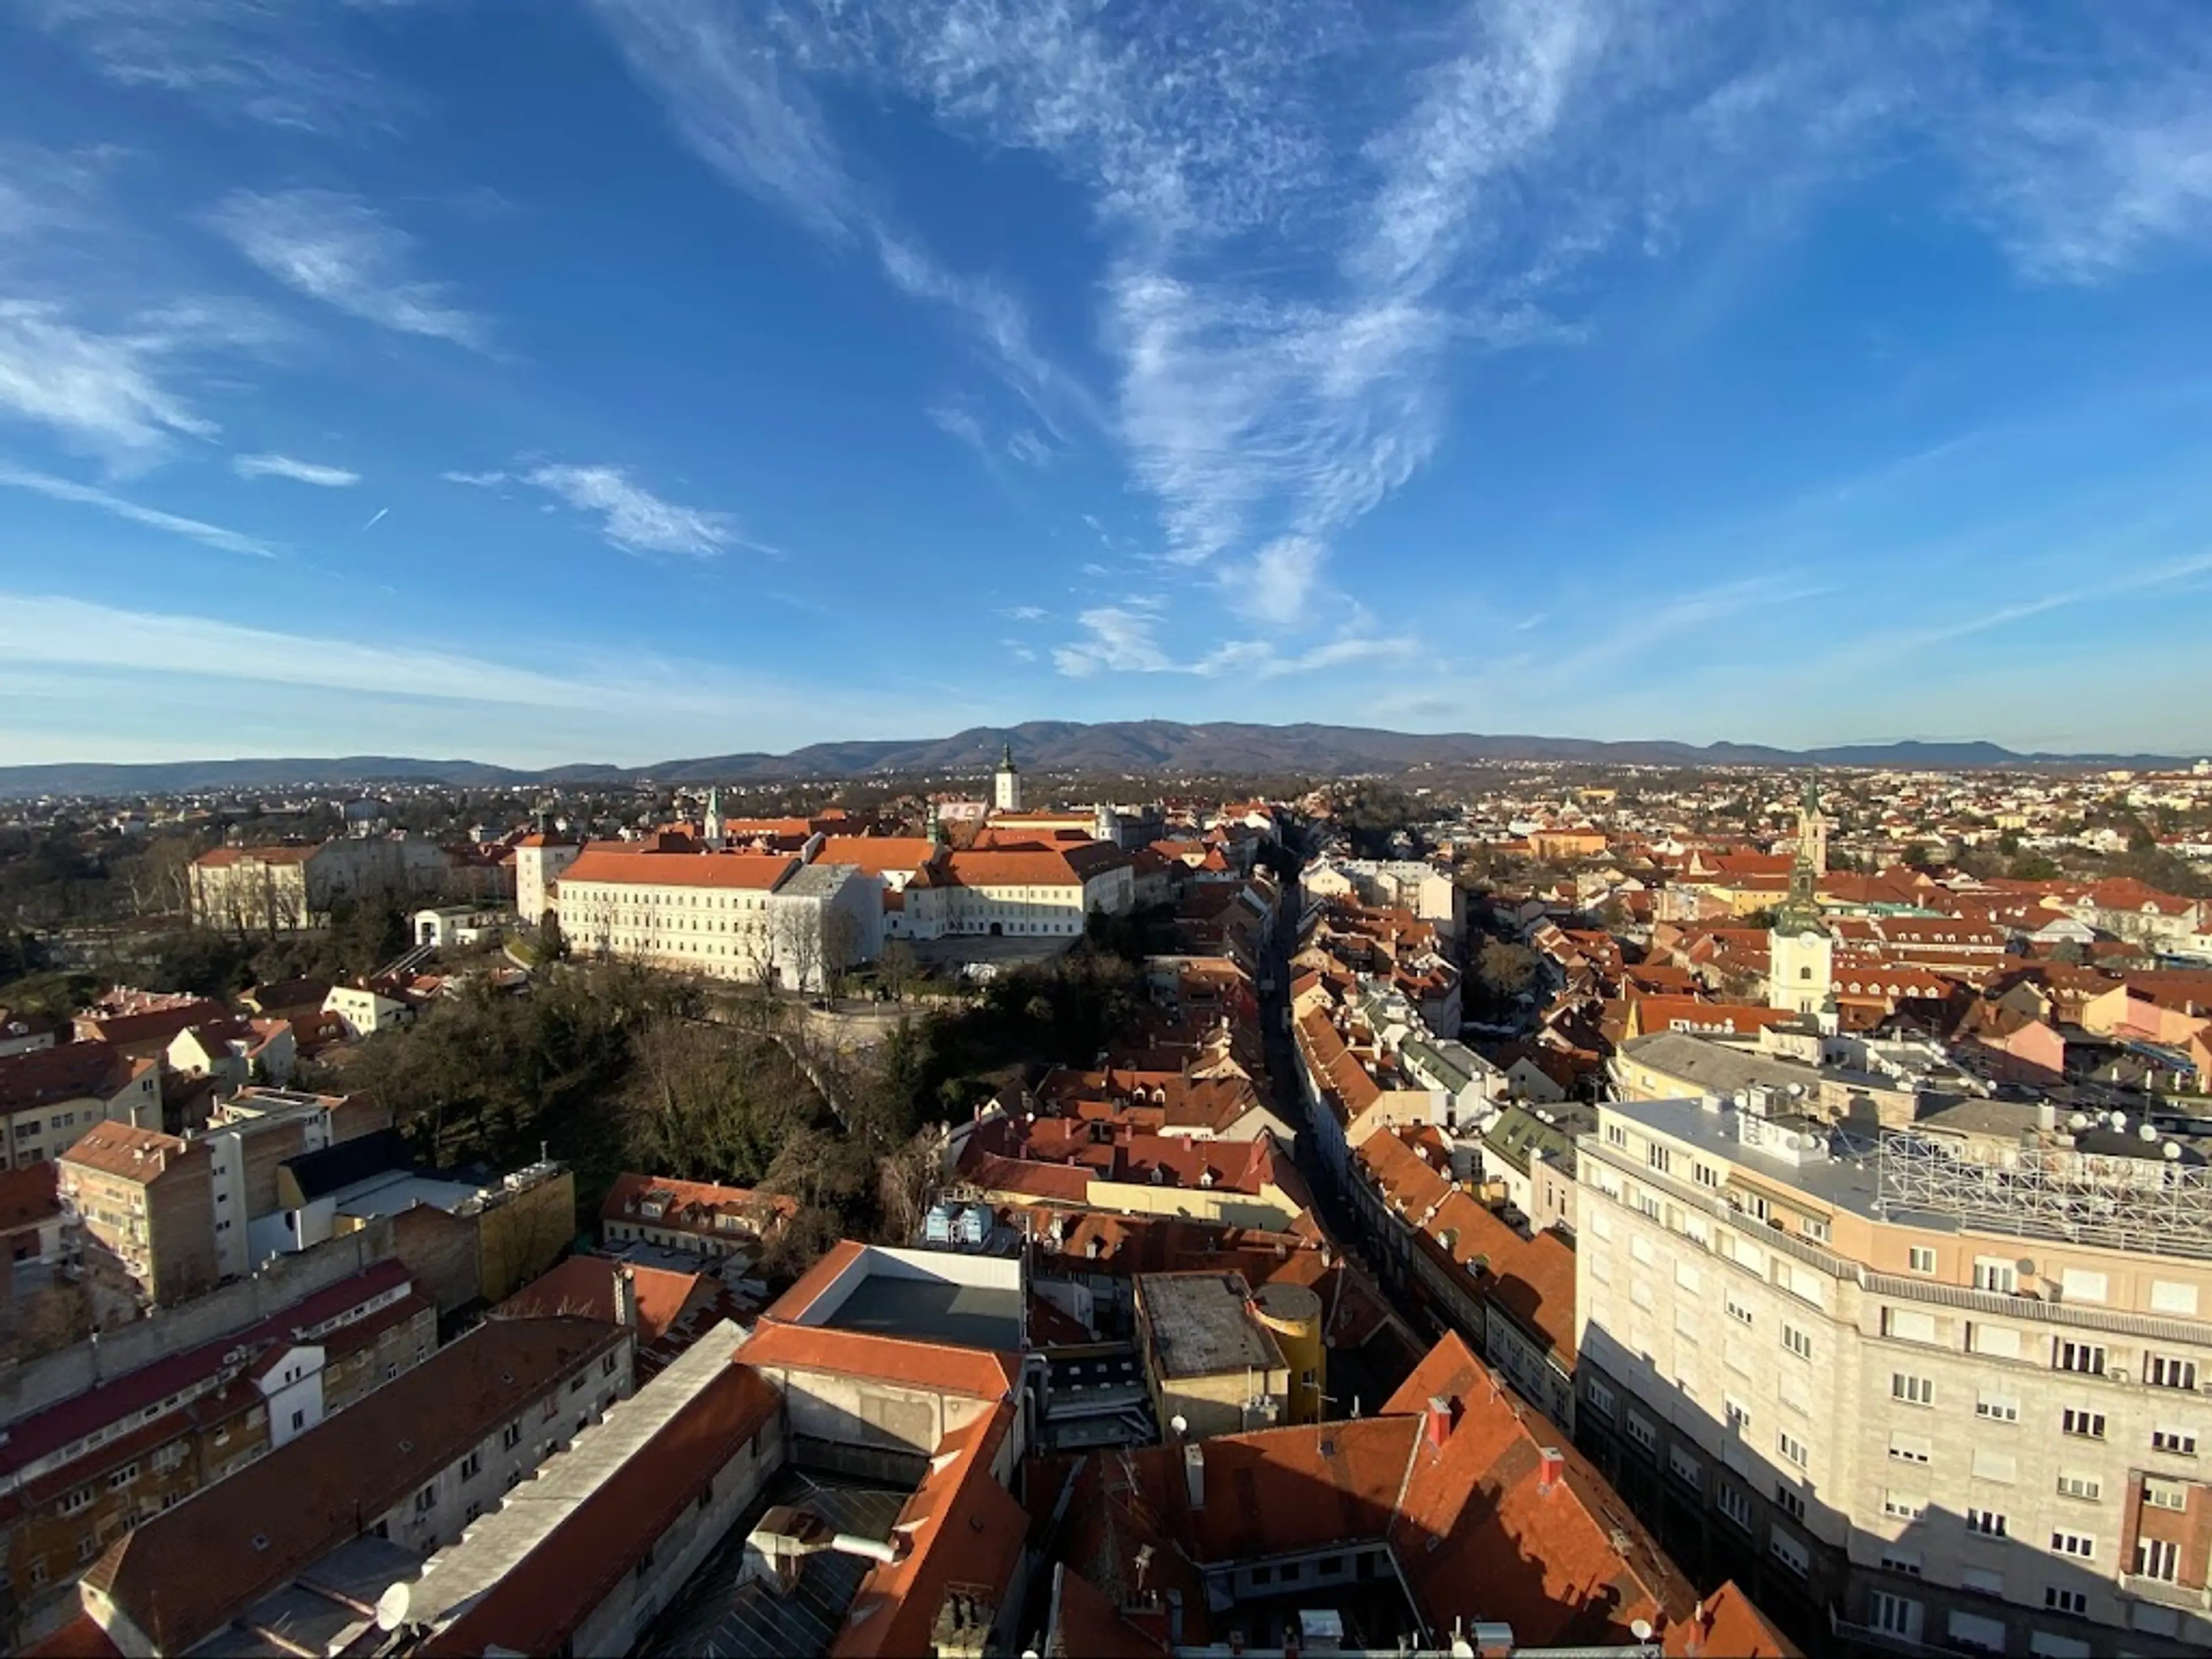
[2124,1573,2212,1613]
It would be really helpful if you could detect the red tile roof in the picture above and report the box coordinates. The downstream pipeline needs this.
[0,1040,136,1112]
[421,1362,781,1658]
[56,1120,198,1183]
[497,1257,707,1348]
[813,836,937,877]
[555,849,798,891]
[736,1319,1021,1402]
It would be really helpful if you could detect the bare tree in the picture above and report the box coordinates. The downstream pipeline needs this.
[821,905,863,998]
[775,906,823,997]
[877,938,916,1002]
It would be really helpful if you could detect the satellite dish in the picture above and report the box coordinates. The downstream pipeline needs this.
[1631,1619,1655,1641]
[2067,1112,2089,1131]
[2141,1123,2160,1142]
[374,1583,411,1633]
[1170,1414,1189,1438]
[2165,1142,2184,1161]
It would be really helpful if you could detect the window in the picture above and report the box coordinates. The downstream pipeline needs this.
[1971,1448,2017,1483]
[1694,1161,1719,1189]
[2061,1407,2105,1440]
[1881,1546,1923,1577]
[1870,1591,1922,1640]
[2055,1472,2101,1501]
[1883,1491,1926,1520]
[1976,1391,2020,1423]
[1888,1434,1931,1465]
[1966,1508,2008,1538]
[1668,1445,1702,1487]
[106,1463,138,1489]
[1781,1324,1812,1362]
[2137,1537,2181,1582]
[415,1482,437,1514]
[1675,1260,1701,1294]
[1584,1379,1615,1419]
[502,1422,522,1450]
[1605,1123,1627,1148]
[602,1352,618,1377]
[2050,1530,2094,1561]
[2053,1339,2105,1376]
[1715,1482,1752,1531]
[59,1487,92,1516]
[1774,1482,1805,1521]
[461,1452,482,1481]
[1769,1529,1809,1577]
[1725,1395,1752,1435]
[1960,1566,2003,1597]
[2044,1586,2089,1616]
[1973,1257,2017,1294]
[2152,1425,2198,1455]
[1776,1430,1809,1469]
[2058,1268,2107,1304]
[1885,1306,1937,1344]
[2144,1476,2189,1512]
[289,1409,306,1432]
[1725,1292,1753,1327]
[1801,1217,1830,1244]
[1891,1373,1934,1407]
[1969,1321,2020,1358]
[77,1537,99,1565]
[2147,1354,2198,1391]
[1646,1144,1671,1175]
[1907,1245,1936,1274]
[1624,1412,1657,1454]
[2149,1280,2199,1316]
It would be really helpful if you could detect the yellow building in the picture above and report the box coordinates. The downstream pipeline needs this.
[1134,1271,1296,1440]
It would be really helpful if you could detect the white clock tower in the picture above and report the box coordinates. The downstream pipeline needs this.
[992,742,1023,813]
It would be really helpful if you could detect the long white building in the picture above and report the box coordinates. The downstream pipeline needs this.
[551,848,881,991]
[1574,1090,2212,1659]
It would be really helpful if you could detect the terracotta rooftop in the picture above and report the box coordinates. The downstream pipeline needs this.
[0,1040,134,1113]
[554,849,798,892]
[81,1315,626,1656]
[497,1256,708,1349]
[56,1120,197,1183]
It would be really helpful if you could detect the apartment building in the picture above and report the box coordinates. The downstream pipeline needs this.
[0,1043,160,1173]
[0,1259,432,1643]
[56,1124,217,1308]
[189,837,457,932]
[1574,1092,2212,1657]
[71,1314,633,1655]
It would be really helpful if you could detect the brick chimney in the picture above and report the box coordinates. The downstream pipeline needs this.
[1424,1395,1454,1449]
[1537,1445,1565,1494]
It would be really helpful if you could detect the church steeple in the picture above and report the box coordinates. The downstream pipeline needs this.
[992,740,1022,813]
[705,786,724,850]
[1776,774,1824,934]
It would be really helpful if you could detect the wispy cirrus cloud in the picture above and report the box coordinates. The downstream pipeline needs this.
[0,461,275,557]
[1052,601,1416,681]
[25,0,410,132]
[0,298,219,467]
[587,0,1093,434]
[232,451,358,487]
[207,189,486,347]
[521,463,736,559]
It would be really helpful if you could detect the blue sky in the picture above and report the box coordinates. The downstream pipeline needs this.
[1,0,2210,767]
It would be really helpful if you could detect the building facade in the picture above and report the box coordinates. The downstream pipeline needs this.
[1574,1092,2212,1657]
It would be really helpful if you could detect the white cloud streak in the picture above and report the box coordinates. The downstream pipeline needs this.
[233,452,359,487]
[587,0,1093,432]
[522,463,735,558]
[1051,602,1416,681]
[25,0,405,132]
[208,190,486,347]
[0,298,218,465]
[0,462,275,558]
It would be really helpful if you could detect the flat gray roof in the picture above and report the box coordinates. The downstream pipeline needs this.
[1138,1272,1281,1378]
[1618,1031,1907,1099]
[1602,1093,1887,1220]
[819,1277,1023,1352]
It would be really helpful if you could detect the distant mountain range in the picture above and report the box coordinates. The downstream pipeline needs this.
[0,723,2193,798]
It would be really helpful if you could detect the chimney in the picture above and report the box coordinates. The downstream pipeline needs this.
[613,1263,639,1332]
[1424,1395,1453,1449]
[1183,1442,1206,1510]
[1537,1445,1565,1494]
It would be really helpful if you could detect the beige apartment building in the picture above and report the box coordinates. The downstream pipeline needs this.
[1574,1091,2212,1658]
